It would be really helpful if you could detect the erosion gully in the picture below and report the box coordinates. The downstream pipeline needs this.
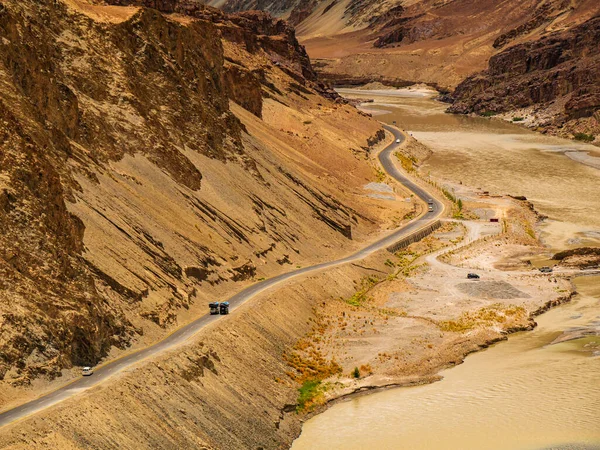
[292,88,600,450]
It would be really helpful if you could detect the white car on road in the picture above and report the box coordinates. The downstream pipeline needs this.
[395,138,401,143]
[82,366,94,376]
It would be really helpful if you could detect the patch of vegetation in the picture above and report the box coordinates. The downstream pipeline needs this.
[437,304,526,332]
[441,187,466,219]
[453,198,464,219]
[343,276,380,307]
[395,152,416,173]
[573,132,595,142]
[402,209,417,221]
[297,380,326,412]
[525,226,536,239]
[303,120,312,125]
[442,187,456,203]
[393,249,422,277]
[374,167,386,182]
[359,364,373,375]
[512,117,524,122]
[284,344,342,384]
[480,111,497,117]
[352,367,360,378]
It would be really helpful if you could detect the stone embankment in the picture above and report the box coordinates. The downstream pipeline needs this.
[387,220,442,253]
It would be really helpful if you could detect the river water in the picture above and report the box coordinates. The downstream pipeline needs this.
[291,88,600,450]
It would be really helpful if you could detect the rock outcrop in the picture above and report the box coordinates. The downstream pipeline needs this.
[448,16,600,140]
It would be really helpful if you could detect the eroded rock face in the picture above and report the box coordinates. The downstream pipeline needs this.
[449,16,600,134]
[0,0,372,383]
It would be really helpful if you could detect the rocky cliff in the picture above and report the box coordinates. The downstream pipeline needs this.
[0,0,390,393]
[301,0,599,90]
[449,15,600,141]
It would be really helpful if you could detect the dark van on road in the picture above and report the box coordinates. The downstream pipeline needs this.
[220,302,230,315]
[467,273,480,280]
[209,302,230,315]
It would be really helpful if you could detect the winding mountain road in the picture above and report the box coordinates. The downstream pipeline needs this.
[0,125,443,429]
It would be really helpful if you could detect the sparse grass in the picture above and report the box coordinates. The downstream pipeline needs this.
[284,344,342,384]
[437,304,527,332]
[395,152,416,173]
[374,167,386,182]
[284,311,342,386]
[512,117,524,122]
[343,276,380,307]
[359,364,373,375]
[481,111,497,117]
[574,132,594,142]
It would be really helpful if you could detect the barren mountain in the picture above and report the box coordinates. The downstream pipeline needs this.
[206,0,599,91]
[205,0,599,138]
[448,15,600,142]
[0,0,397,396]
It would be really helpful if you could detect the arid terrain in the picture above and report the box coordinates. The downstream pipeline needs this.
[208,0,600,141]
[0,1,598,449]
[0,120,591,449]
[0,0,412,409]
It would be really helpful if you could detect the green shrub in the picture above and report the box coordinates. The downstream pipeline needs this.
[352,367,360,378]
[480,111,497,117]
[574,132,594,142]
[297,380,323,412]
[512,117,524,122]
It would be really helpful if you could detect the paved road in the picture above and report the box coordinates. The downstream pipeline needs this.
[0,125,443,429]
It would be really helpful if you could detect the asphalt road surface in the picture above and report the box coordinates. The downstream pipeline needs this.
[0,125,443,428]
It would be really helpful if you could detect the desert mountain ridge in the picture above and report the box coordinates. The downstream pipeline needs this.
[0,0,400,391]
[203,0,600,140]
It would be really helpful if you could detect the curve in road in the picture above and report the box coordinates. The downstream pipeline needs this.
[0,125,443,428]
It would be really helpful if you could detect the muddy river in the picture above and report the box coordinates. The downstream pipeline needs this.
[292,88,600,450]
[342,88,600,252]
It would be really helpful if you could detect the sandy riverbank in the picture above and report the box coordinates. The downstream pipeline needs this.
[285,143,579,412]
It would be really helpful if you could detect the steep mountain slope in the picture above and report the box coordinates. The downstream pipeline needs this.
[449,15,600,142]
[302,0,600,89]
[0,0,396,398]
[208,0,599,90]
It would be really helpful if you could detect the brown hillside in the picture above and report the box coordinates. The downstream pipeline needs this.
[302,0,600,89]
[448,15,600,142]
[0,0,398,395]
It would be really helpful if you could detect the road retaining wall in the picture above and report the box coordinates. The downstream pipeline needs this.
[387,220,442,253]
